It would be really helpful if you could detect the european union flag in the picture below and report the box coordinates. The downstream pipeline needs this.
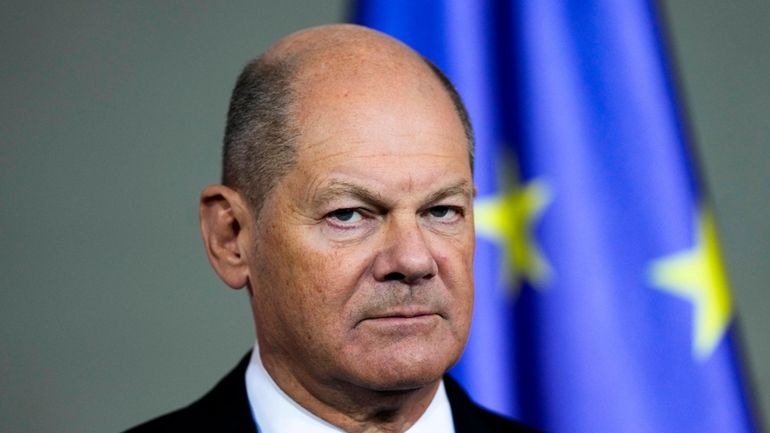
[353,1,761,432]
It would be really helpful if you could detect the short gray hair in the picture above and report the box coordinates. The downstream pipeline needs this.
[221,56,299,218]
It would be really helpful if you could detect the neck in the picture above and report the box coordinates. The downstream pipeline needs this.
[261,352,441,433]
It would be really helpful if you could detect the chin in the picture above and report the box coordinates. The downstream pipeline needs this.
[348,345,461,392]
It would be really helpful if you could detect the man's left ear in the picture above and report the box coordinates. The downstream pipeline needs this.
[199,185,253,290]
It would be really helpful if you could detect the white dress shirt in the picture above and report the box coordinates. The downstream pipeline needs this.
[245,342,455,433]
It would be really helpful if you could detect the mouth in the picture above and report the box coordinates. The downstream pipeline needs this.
[366,307,437,320]
[357,308,442,330]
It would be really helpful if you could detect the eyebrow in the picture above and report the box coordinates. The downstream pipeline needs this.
[312,179,474,209]
[313,181,390,209]
[423,180,475,205]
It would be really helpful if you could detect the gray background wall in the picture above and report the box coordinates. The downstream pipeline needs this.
[0,2,767,432]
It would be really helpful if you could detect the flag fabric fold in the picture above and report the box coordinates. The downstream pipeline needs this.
[353,1,760,432]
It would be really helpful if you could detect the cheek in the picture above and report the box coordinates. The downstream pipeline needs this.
[434,236,475,323]
[435,233,475,282]
[259,231,371,329]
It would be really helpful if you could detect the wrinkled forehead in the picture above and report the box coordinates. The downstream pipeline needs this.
[300,66,462,160]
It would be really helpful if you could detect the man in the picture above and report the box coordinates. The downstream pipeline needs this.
[126,24,539,433]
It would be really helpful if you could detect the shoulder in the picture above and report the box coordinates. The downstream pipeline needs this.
[444,375,544,433]
[122,354,256,433]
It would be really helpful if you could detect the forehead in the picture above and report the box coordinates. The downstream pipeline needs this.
[290,52,469,171]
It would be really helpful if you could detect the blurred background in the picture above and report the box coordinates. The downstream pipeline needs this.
[1,1,767,432]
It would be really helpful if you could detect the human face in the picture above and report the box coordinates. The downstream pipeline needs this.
[245,62,474,394]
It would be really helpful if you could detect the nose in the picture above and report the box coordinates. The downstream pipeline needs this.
[373,216,438,284]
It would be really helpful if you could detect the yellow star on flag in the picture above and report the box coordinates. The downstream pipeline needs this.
[475,179,552,289]
[649,209,733,360]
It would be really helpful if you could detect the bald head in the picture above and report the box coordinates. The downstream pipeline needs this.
[222,24,473,218]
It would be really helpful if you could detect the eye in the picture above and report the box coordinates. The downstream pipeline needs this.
[327,208,363,224]
[426,206,461,221]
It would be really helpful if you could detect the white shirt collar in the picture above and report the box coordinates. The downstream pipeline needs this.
[245,341,455,433]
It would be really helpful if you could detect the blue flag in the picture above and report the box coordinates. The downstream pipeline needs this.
[353,1,761,432]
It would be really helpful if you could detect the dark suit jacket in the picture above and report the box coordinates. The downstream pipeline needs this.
[124,353,541,433]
